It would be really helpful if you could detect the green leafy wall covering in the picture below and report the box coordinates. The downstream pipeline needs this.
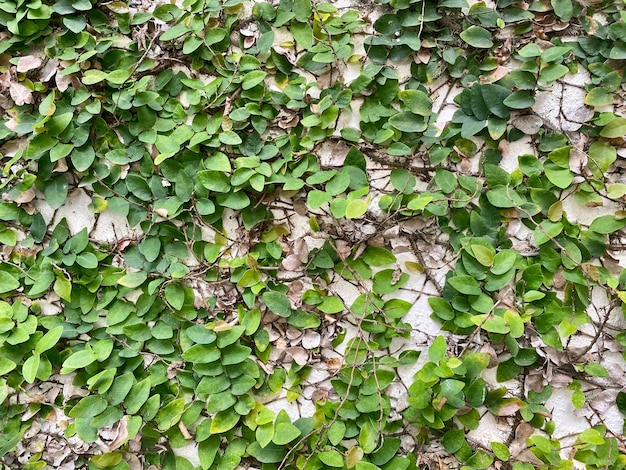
[1,0,626,468]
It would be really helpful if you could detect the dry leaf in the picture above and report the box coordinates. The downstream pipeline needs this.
[282,254,302,271]
[514,449,546,466]
[9,81,33,105]
[301,331,321,349]
[285,347,308,366]
[16,56,42,73]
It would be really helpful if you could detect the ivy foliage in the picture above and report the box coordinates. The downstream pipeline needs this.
[1,0,626,469]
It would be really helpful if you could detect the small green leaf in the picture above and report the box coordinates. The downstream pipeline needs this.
[398,89,432,116]
[429,335,447,363]
[589,215,626,234]
[210,408,240,434]
[156,398,186,431]
[600,117,626,138]
[503,90,535,109]
[585,87,613,107]
[0,357,17,375]
[44,175,68,209]
[470,245,494,267]
[448,275,482,295]
[262,291,292,317]
[607,183,626,199]
[361,246,396,266]
[272,422,301,445]
[117,271,147,288]
[345,199,368,219]
[22,353,40,384]
[442,429,465,454]
[578,429,605,445]
[460,26,493,48]
[539,64,569,84]
[0,272,20,294]
[164,283,185,310]
[328,421,346,446]
[388,112,427,133]
[35,325,64,354]
[242,71,267,90]
[584,363,608,378]
[588,141,616,178]
[307,190,332,209]
[61,348,98,373]
[616,391,626,416]
[318,450,344,468]
[82,70,108,85]
[358,419,378,453]
[551,0,573,21]
[197,171,230,193]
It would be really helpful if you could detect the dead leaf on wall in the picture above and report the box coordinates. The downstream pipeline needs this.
[16,55,42,73]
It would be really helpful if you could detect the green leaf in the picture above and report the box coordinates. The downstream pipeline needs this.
[22,353,40,383]
[242,71,267,90]
[460,26,493,48]
[534,220,563,245]
[398,89,432,116]
[35,325,63,354]
[442,429,465,453]
[448,275,482,295]
[346,199,368,219]
[435,168,457,193]
[256,422,274,448]
[106,69,131,85]
[317,450,343,468]
[607,183,626,199]
[518,43,541,57]
[44,175,68,209]
[0,271,20,294]
[551,0,573,21]
[584,363,608,378]
[164,283,185,310]
[328,421,346,446]
[389,112,427,133]
[293,0,312,21]
[117,271,147,288]
[61,348,98,373]
[616,391,626,416]
[600,117,626,138]
[490,441,510,461]
[262,291,292,317]
[585,87,613,107]
[470,245,494,267]
[359,419,378,453]
[156,398,186,431]
[82,70,108,85]
[539,64,569,84]
[125,378,151,414]
[587,141,616,178]
[219,131,242,145]
[589,215,626,234]
[361,246,396,266]
[577,428,604,446]
[76,252,98,269]
[0,357,16,375]
[544,161,572,189]
[503,90,535,109]
[428,335,447,363]
[272,422,301,445]
[210,408,240,434]
[318,296,344,314]
[307,190,332,209]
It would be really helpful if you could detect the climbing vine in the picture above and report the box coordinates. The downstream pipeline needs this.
[1,0,626,469]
